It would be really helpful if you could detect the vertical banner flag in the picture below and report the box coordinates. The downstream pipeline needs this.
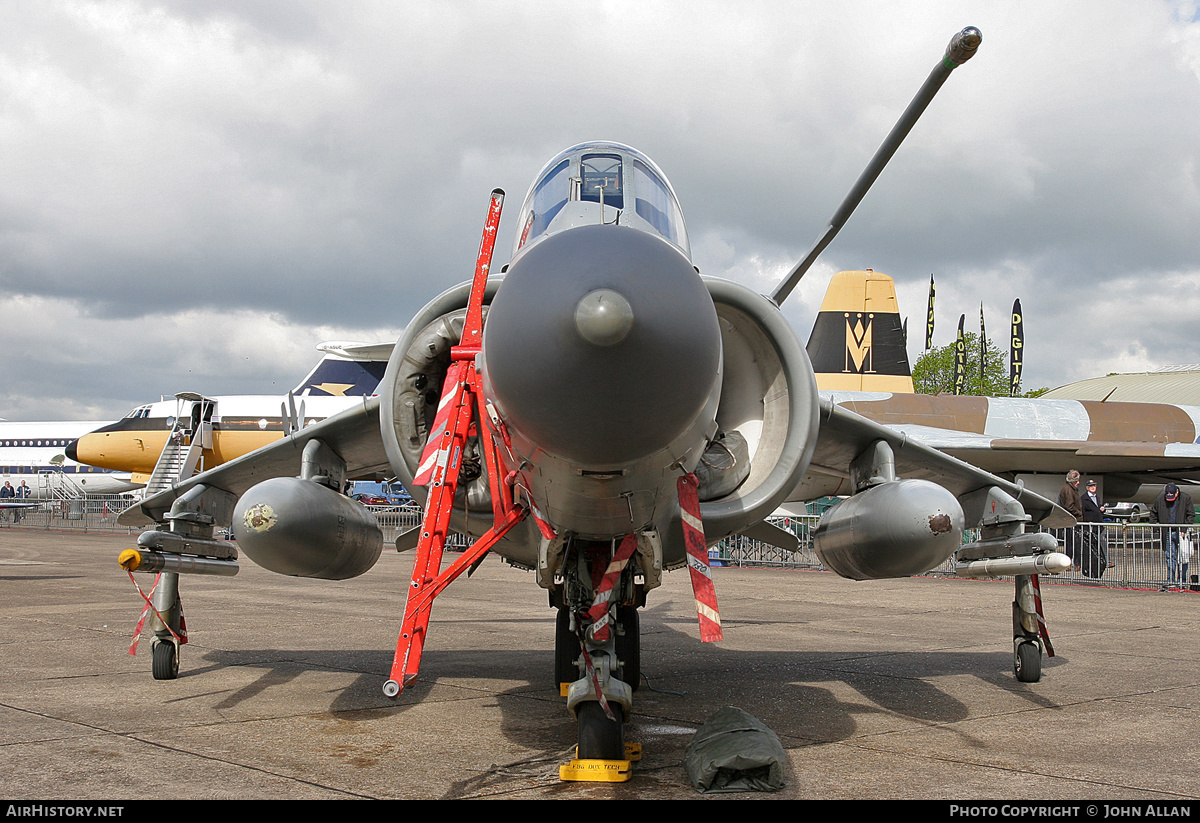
[924,274,935,350]
[979,302,987,386]
[1010,298,1024,396]
[954,314,966,395]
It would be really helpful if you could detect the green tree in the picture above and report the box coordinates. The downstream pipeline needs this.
[913,333,1014,396]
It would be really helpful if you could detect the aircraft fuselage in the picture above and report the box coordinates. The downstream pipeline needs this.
[70,395,367,478]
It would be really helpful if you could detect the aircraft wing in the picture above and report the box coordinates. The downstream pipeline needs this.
[896,427,1200,480]
[121,396,387,526]
[824,391,1200,493]
[808,397,1074,529]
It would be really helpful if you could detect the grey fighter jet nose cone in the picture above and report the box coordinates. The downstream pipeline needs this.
[482,223,721,466]
[574,288,634,347]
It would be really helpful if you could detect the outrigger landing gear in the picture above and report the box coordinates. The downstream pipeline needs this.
[118,484,240,681]
[956,486,1062,685]
[1013,573,1050,683]
[149,572,182,680]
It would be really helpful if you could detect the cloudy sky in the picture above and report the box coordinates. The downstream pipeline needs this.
[3,0,1200,421]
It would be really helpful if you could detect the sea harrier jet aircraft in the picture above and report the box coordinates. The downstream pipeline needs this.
[114,28,1073,780]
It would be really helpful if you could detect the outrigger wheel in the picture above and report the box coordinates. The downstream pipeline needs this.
[1014,640,1042,683]
[152,639,179,680]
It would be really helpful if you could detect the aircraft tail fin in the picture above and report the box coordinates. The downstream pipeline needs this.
[806,270,914,393]
[292,341,394,397]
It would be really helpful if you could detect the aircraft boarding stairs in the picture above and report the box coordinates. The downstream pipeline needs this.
[42,470,85,500]
[20,462,87,500]
[143,393,216,498]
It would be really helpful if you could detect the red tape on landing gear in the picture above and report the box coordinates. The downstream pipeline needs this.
[576,534,640,721]
[1031,575,1054,657]
[585,534,639,643]
[679,474,723,642]
[579,641,619,722]
[126,572,187,655]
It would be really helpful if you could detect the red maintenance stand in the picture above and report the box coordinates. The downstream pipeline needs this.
[382,189,528,699]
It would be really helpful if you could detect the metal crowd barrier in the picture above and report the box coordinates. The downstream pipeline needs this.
[366,503,472,549]
[7,495,1195,591]
[716,518,1199,590]
[1043,522,1199,591]
[0,494,142,534]
[711,515,823,569]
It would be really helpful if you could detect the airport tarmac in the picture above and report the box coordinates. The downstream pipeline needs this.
[1,528,1197,801]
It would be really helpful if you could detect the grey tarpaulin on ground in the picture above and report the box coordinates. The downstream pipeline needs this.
[683,706,788,793]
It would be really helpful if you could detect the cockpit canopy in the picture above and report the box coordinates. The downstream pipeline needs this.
[513,141,689,259]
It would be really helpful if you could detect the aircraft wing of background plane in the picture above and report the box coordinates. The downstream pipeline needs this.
[799,398,1071,527]
[824,391,1200,502]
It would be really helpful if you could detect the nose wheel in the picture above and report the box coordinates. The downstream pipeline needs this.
[575,701,626,761]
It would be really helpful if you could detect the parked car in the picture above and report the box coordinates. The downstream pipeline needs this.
[350,480,413,507]
[1104,502,1148,522]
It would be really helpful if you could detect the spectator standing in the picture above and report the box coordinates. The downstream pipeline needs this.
[1079,479,1111,577]
[1149,483,1195,590]
[1058,470,1084,570]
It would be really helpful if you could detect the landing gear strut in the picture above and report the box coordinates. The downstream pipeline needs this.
[555,537,641,781]
[149,571,183,681]
[1012,573,1051,683]
[554,604,640,693]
